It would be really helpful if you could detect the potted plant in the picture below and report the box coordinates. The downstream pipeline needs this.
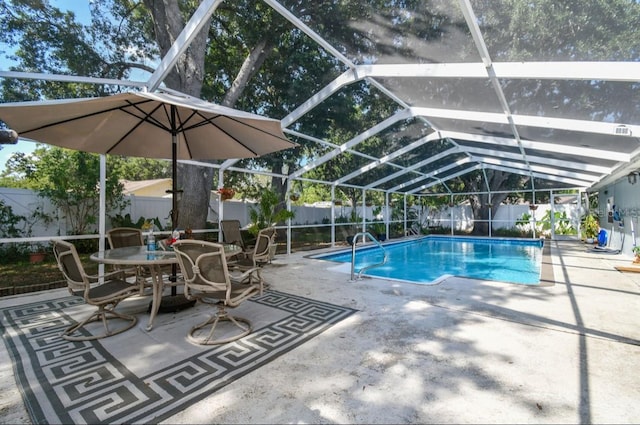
[334,199,343,206]
[248,189,295,261]
[581,213,599,244]
[29,243,48,264]
[370,222,386,241]
[248,188,295,237]
[633,246,640,264]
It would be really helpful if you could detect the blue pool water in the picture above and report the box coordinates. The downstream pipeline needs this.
[314,236,544,285]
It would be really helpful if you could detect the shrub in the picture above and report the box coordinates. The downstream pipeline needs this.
[0,200,30,263]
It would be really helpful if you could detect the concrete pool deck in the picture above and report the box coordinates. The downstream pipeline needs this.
[1,239,639,423]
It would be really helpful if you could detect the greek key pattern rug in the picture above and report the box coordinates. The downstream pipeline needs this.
[1,290,357,424]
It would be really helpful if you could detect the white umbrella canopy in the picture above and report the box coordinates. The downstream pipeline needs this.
[0,90,295,309]
[0,91,294,160]
[0,90,296,229]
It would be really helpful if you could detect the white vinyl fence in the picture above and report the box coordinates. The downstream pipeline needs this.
[2,187,560,240]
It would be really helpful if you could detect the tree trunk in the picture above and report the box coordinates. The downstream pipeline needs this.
[143,1,278,229]
[222,38,273,107]
[144,0,213,230]
[470,193,490,236]
[270,161,288,219]
[466,170,521,236]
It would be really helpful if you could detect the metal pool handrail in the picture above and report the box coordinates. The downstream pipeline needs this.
[350,232,388,282]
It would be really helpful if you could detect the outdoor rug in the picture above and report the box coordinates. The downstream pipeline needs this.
[0,289,357,424]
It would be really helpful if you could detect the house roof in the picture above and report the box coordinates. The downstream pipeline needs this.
[121,179,172,197]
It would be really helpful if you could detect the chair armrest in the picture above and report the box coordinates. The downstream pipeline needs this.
[229,265,263,290]
[85,269,127,283]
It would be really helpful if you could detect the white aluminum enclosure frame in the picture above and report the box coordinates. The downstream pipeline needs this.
[2,0,640,206]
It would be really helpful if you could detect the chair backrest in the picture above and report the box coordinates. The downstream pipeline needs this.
[172,240,230,294]
[52,240,88,293]
[107,227,144,249]
[252,227,276,262]
[220,220,244,248]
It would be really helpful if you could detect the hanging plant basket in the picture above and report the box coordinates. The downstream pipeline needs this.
[448,202,455,208]
[365,202,373,207]
[218,187,235,201]
[529,204,538,211]
[289,192,300,202]
[334,200,343,206]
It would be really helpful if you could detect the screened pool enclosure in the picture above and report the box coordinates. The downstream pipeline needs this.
[1,0,639,252]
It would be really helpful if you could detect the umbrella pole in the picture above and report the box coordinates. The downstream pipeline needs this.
[157,106,196,313]
[170,129,179,293]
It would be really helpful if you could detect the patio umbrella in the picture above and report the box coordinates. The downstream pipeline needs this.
[0,91,295,228]
[0,91,295,311]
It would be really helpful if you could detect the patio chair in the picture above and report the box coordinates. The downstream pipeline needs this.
[172,240,263,345]
[220,219,246,249]
[107,227,155,293]
[107,227,144,248]
[231,227,276,269]
[53,240,139,341]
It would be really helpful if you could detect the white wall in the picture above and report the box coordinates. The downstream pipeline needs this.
[598,177,640,257]
[0,188,65,237]
[2,186,583,241]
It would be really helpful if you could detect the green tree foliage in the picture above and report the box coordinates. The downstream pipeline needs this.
[0,199,25,238]
[5,145,127,235]
[0,199,31,261]
[2,0,639,236]
[109,156,172,181]
[0,0,153,102]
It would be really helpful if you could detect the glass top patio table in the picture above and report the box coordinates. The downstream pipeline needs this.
[90,244,243,331]
[90,245,178,265]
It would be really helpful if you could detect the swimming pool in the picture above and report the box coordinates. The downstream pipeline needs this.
[313,236,544,285]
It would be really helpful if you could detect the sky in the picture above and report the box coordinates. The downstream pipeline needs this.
[0,1,92,172]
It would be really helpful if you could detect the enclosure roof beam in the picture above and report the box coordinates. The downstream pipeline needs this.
[282,69,358,128]
[284,128,386,164]
[408,164,483,194]
[469,155,601,183]
[439,129,630,162]
[282,58,640,128]
[263,0,356,70]
[335,131,441,184]
[288,109,413,180]
[416,108,640,142]
[147,0,223,92]
[462,146,612,174]
[364,146,461,189]
[484,164,594,187]
[0,71,147,88]
[458,0,534,181]
[390,157,473,192]
[350,62,640,82]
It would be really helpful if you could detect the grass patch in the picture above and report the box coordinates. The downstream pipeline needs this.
[0,254,99,296]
